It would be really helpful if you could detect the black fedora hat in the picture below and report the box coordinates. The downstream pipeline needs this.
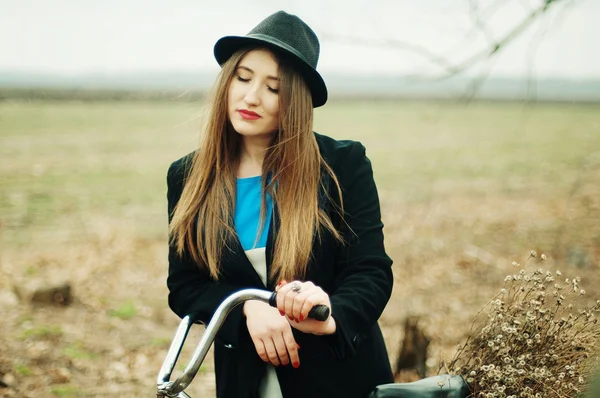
[214,11,328,108]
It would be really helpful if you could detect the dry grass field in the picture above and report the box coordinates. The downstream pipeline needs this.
[1,98,599,396]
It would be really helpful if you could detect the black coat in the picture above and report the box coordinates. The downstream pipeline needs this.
[166,132,394,398]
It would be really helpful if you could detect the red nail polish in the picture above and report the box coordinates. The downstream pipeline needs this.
[295,318,299,323]
[299,314,305,321]
[296,344,301,349]
[279,310,285,316]
[292,361,299,368]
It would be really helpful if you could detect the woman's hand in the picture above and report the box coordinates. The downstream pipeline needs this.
[243,300,301,368]
[276,280,337,336]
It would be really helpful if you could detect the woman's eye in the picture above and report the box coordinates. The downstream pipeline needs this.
[236,75,250,82]
[268,87,279,94]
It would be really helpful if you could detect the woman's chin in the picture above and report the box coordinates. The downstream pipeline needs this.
[233,126,276,139]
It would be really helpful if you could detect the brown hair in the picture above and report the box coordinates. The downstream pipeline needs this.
[169,47,343,283]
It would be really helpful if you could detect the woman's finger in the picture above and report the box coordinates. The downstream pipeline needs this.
[275,279,287,293]
[283,281,318,321]
[297,291,325,321]
[291,288,317,321]
[282,329,300,368]
[276,280,301,317]
[262,339,281,366]
[283,288,299,321]
[272,333,290,366]
[275,282,290,312]
[252,339,269,363]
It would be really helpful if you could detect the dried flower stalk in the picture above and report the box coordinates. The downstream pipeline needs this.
[449,254,600,397]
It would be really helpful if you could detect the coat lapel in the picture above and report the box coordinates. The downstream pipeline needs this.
[220,236,265,288]
[265,205,278,289]
[219,209,277,289]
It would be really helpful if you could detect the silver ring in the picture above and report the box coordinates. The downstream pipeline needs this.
[291,282,301,293]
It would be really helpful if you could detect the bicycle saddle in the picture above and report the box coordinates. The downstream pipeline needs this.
[368,374,470,398]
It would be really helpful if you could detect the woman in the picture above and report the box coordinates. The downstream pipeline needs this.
[166,10,394,398]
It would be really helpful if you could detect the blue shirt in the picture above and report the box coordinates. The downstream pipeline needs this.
[234,176,273,250]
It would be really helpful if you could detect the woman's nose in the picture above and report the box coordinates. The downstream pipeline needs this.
[243,84,261,106]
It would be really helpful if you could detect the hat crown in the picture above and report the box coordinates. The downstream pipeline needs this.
[247,11,320,68]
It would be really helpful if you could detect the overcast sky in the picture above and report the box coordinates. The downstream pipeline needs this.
[1,0,598,79]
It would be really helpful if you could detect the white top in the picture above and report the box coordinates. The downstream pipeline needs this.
[245,247,283,398]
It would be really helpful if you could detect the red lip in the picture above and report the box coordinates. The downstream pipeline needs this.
[238,109,261,120]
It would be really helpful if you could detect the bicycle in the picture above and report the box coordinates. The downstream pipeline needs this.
[156,288,470,398]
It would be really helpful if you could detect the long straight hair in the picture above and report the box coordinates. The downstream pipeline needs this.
[169,47,343,283]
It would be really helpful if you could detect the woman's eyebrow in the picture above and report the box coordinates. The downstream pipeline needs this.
[237,65,279,81]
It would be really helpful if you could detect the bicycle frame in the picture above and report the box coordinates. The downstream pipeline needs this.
[156,289,272,398]
[156,288,470,398]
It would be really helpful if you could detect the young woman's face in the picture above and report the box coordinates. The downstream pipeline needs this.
[228,48,280,139]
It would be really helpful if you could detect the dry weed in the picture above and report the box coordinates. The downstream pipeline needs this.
[449,252,600,397]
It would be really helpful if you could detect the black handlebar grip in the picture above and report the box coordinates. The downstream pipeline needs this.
[268,292,330,321]
[307,304,330,321]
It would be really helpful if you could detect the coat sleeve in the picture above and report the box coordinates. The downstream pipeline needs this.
[166,158,247,347]
[326,142,394,359]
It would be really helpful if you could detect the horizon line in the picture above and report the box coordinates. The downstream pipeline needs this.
[0,68,599,83]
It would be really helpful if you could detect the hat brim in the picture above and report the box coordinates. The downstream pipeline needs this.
[214,35,328,108]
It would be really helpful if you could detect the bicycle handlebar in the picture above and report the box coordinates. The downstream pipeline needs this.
[268,292,330,321]
[156,288,330,397]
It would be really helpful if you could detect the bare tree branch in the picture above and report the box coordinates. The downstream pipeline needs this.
[440,0,506,51]
[318,32,457,74]
[469,0,497,46]
[518,0,536,13]
[321,0,573,80]
[524,0,580,101]
[525,8,551,101]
